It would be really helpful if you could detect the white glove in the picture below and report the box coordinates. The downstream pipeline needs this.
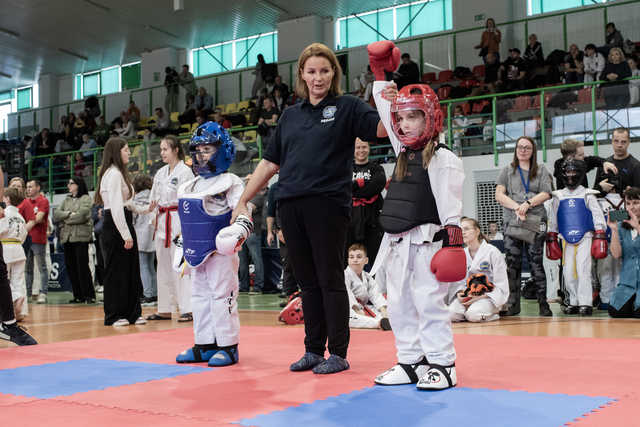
[215,214,254,255]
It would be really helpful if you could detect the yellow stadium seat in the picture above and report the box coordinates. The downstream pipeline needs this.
[216,105,225,112]
[170,112,180,122]
[225,103,237,113]
[237,100,250,110]
[191,122,199,132]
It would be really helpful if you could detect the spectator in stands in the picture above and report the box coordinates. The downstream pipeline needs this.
[628,56,640,104]
[179,64,198,105]
[475,18,502,64]
[594,128,640,197]
[258,96,279,125]
[34,128,54,156]
[132,174,156,306]
[84,95,101,119]
[93,116,110,146]
[116,114,136,139]
[583,43,606,84]
[601,47,632,109]
[523,34,544,68]
[451,105,468,155]
[495,136,553,316]
[73,152,90,178]
[212,109,230,129]
[194,86,213,116]
[486,221,503,241]
[484,52,501,92]
[500,48,527,91]
[251,54,266,98]
[178,94,196,125]
[195,111,207,127]
[24,180,50,304]
[353,66,375,101]
[449,217,509,323]
[599,22,624,57]
[79,133,97,159]
[607,186,640,318]
[127,101,141,127]
[53,177,95,304]
[151,107,171,137]
[164,66,179,114]
[272,75,290,101]
[553,138,616,189]
[273,87,286,112]
[393,53,420,89]
[564,44,584,84]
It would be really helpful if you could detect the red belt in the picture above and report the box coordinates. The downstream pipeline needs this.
[352,194,379,207]
[155,205,178,248]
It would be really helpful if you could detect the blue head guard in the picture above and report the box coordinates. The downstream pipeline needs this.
[189,121,235,178]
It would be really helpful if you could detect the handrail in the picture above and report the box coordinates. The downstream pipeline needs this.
[10,0,639,134]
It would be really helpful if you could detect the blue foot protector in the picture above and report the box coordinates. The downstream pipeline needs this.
[208,345,238,367]
[235,386,615,427]
[176,344,219,363]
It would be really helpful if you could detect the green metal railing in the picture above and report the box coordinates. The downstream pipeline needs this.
[10,0,639,138]
[28,125,263,199]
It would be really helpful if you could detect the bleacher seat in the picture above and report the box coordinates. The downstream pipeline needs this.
[170,112,180,122]
[472,100,490,114]
[472,65,485,78]
[509,96,531,112]
[461,102,471,115]
[225,103,237,114]
[422,72,436,83]
[244,130,257,142]
[532,92,552,109]
[576,88,592,104]
[437,70,454,83]
[437,86,451,100]
[237,100,250,110]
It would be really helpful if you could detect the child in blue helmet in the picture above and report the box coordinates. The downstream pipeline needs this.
[175,121,253,366]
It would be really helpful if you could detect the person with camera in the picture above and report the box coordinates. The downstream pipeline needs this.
[607,187,640,318]
[495,136,553,317]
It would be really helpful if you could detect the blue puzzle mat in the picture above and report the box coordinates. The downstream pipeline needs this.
[236,385,614,427]
[0,358,210,399]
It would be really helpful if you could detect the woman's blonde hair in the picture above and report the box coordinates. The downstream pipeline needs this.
[295,43,343,99]
[608,47,624,63]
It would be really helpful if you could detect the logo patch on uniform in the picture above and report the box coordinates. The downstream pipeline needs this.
[170,177,179,186]
[321,106,337,123]
[182,201,190,214]
[479,261,491,272]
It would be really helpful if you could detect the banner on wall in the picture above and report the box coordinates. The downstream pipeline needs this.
[47,253,73,293]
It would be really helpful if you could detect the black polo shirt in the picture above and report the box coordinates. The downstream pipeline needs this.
[263,94,380,207]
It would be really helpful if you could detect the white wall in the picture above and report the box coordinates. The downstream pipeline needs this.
[141,47,178,89]
[277,15,326,62]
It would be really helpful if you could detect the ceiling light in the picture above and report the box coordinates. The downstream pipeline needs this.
[58,48,89,61]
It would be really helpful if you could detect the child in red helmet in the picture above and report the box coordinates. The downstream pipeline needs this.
[367,40,465,390]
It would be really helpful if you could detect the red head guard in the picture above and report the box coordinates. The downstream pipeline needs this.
[390,84,443,150]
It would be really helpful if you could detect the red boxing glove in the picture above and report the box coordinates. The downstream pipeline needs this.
[545,232,562,260]
[367,40,401,81]
[431,225,466,282]
[591,230,608,259]
[356,178,365,188]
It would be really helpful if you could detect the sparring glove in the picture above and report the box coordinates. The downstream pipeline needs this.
[367,40,401,81]
[545,232,562,260]
[215,214,254,256]
[591,230,608,259]
[430,225,466,282]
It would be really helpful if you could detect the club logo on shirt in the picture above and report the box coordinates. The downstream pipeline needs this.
[182,201,190,214]
[479,261,491,272]
[170,177,179,186]
[321,106,337,123]
[568,199,576,208]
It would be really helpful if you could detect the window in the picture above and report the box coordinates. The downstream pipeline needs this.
[0,91,13,136]
[527,0,609,15]
[335,0,452,50]
[16,87,32,110]
[74,62,140,100]
[192,31,278,77]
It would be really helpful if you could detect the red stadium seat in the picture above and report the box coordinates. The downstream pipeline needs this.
[437,70,454,83]
[437,86,452,100]
[532,92,552,109]
[461,102,471,115]
[576,88,592,104]
[422,72,436,83]
[472,100,490,114]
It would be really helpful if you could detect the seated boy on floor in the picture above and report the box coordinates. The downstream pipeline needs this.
[345,244,391,330]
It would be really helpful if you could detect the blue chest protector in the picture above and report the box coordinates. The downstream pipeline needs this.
[557,198,594,244]
[178,198,232,267]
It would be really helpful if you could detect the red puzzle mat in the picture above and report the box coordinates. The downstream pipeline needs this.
[0,326,637,426]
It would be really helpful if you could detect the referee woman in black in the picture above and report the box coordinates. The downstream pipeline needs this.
[232,42,388,374]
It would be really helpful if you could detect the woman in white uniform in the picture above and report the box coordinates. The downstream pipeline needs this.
[146,135,195,322]
[449,217,509,322]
